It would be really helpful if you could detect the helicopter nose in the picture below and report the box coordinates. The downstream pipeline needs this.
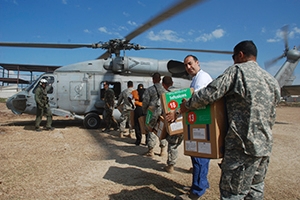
[6,94,27,114]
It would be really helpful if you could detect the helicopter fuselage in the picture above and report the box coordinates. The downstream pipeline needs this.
[6,56,191,129]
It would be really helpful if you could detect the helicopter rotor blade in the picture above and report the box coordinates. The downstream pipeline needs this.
[0,42,96,49]
[281,25,289,50]
[144,47,233,55]
[264,53,285,69]
[98,51,111,59]
[124,0,207,42]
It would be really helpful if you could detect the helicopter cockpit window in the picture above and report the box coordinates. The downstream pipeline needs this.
[100,81,121,100]
[33,76,55,94]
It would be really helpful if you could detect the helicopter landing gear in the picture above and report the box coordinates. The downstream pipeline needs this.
[83,113,101,129]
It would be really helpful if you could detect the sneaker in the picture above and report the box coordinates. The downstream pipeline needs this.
[35,128,42,132]
[164,165,174,173]
[174,192,200,200]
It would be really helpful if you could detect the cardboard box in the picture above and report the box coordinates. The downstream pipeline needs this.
[118,104,135,128]
[145,106,155,131]
[160,88,193,135]
[138,116,147,134]
[152,116,168,140]
[183,98,227,159]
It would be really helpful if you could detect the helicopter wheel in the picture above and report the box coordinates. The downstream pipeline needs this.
[83,113,101,129]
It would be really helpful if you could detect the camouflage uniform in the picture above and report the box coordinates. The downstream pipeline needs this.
[142,83,167,150]
[103,88,117,130]
[34,85,52,129]
[116,87,135,132]
[185,61,281,199]
[165,86,184,166]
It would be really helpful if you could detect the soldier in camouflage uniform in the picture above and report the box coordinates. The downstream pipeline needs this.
[34,78,53,131]
[103,81,118,132]
[116,81,135,138]
[162,76,184,173]
[142,72,167,157]
[180,41,281,200]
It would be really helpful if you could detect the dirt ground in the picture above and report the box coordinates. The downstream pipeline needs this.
[0,102,299,200]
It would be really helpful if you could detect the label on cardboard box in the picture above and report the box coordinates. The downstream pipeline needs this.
[193,128,206,140]
[153,116,167,140]
[145,108,153,126]
[185,140,197,152]
[169,116,183,131]
[164,88,193,111]
[160,88,193,135]
[198,142,211,154]
[185,105,211,124]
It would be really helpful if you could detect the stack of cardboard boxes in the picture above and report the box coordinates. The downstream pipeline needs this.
[144,87,227,159]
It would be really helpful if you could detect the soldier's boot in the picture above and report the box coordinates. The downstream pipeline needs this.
[164,164,174,173]
[119,132,124,138]
[160,147,167,157]
[145,148,154,157]
[129,129,135,139]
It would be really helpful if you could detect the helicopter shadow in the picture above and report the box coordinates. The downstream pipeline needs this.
[104,166,185,199]
[86,130,189,198]
[2,118,85,130]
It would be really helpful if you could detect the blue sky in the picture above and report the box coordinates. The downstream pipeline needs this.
[1,0,300,84]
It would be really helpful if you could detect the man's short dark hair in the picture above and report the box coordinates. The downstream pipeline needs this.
[234,40,257,58]
[162,76,173,87]
[184,55,198,62]
[152,72,161,82]
[127,81,133,87]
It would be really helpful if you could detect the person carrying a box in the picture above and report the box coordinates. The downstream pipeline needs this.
[167,55,213,200]
[178,41,281,199]
[161,76,184,173]
[142,72,167,157]
[116,81,135,138]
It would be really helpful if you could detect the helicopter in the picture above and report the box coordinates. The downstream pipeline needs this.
[264,25,300,97]
[0,0,233,129]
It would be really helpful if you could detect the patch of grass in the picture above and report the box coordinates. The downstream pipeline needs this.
[0,98,7,103]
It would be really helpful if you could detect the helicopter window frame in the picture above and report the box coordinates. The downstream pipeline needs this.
[100,81,121,100]
[33,76,55,94]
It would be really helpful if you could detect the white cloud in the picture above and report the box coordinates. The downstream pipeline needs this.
[147,30,185,42]
[62,0,67,4]
[267,38,279,43]
[98,27,108,33]
[201,60,232,78]
[127,21,137,26]
[188,29,195,36]
[195,28,225,42]
[267,26,300,43]
[84,29,91,33]
[98,27,121,37]
[123,12,130,17]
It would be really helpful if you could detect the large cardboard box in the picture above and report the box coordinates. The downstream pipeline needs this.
[152,116,168,140]
[160,88,193,135]
[183,98,227,159]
